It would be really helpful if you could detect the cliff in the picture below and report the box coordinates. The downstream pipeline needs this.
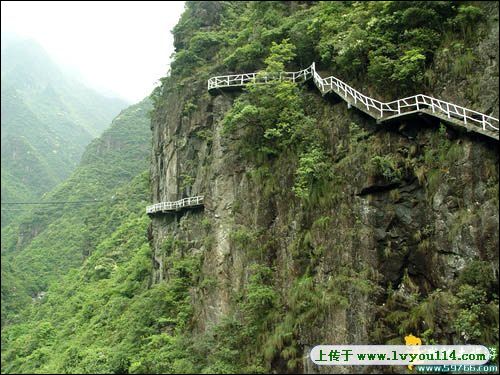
[148,1,499,372]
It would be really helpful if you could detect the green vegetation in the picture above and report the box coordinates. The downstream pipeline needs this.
[2,1,498,374]
[370,155,403,183]
[2,212,153,373]
[1,38,127,227]
[1,98,152,327]
[222,39,332,201]
[374,261,499,346]
[159,1,487,99]
[1,98,154,373]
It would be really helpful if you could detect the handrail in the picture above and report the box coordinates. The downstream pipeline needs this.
[208,63,499,139]
[146,195,204,214]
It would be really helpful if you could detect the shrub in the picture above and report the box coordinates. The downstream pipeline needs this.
[370,155,402,182]
[368,54,396,89]
[170,50,204,77]
[391,49,426,93]
[293,147,331,199]
[452,5,485,39]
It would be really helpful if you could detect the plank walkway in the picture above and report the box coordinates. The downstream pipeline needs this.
[208,62,499,140]
[146,196,204,214]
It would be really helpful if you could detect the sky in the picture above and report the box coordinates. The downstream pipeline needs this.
[1,1,186,103]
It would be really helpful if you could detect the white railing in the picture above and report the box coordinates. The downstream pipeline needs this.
[208,63,499,138]
[146,195,204,214]
[207,67,313,90]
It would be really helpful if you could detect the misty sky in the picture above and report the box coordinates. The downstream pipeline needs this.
[1,1,186,102]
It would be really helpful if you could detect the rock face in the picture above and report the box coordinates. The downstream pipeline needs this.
[150,87,498,370]
[149,4,499,373]
[430,2,499,118]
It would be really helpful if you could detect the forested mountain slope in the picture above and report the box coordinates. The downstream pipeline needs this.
[1,2,498,374]
[147,1,498,372]
[1,38,128,226]
[1,98,152,328]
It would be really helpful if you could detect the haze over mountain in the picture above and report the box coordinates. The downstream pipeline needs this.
[1,36,128,226]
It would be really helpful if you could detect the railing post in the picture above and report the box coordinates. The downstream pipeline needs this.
[446,103,450,118]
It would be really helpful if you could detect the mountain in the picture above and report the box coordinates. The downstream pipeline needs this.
[1,2,499,374]
[145,2,498,372]
[0,98,152,327]
[1,37,128,227]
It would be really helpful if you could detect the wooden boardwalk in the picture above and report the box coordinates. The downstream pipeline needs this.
[146,196,204,214]
[208,62,499,140]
